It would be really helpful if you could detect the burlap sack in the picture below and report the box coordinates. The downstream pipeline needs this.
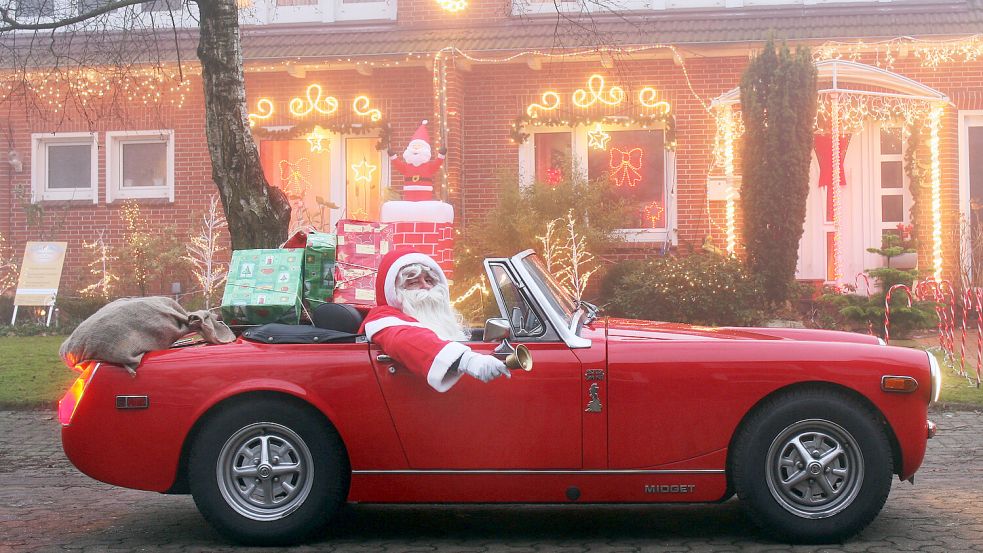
[59,296,235,374]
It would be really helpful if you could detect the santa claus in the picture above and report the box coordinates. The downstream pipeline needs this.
[360,249,510,392]
[381,120,454,223]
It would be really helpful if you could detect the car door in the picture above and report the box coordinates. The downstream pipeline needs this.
[369,263,583,469]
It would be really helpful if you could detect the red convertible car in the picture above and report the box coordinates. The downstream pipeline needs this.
[59,250,939,545]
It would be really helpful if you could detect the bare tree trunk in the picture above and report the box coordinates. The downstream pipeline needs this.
[195,0,290,250]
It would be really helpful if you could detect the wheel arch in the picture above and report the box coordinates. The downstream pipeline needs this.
[724,381,903,492]
[166,390,350,494]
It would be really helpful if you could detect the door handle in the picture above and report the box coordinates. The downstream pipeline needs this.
[376,354,393,363]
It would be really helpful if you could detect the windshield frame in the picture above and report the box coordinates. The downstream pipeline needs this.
[508,250,591,349]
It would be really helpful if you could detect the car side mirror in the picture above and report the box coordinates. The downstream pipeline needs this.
[483,318,511,342]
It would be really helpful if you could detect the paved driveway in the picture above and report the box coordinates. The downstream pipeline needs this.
[1,409,981,553]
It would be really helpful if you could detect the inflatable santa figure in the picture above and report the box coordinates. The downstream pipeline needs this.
[360,248,509,392]
[381,120,455,224]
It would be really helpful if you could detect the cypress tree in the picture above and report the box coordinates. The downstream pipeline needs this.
[739,40,818,306]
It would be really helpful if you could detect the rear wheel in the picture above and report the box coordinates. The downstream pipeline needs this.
[188,398,349,545]
[731,389,893,543]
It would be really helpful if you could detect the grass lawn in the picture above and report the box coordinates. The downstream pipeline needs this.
[0,335,76,409]
[0,334,980,410]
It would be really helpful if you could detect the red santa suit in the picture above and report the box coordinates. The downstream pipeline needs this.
[391,157,444,202]
[359,249,468,392]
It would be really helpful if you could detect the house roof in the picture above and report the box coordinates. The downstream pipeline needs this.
[2,0,983,69]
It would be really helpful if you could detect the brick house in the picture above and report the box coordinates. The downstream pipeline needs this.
[2,0,982,299]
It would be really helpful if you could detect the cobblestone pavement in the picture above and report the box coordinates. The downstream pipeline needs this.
[2,409,981,553]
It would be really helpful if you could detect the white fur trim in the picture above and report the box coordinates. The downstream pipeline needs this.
[428,341,468,392]
[363,316,430,341]
[384,252,447,309]
[403,185,434,191]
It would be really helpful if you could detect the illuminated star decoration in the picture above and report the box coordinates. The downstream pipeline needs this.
[587,124,611,150]
[278,158,312,198]
[306,125,330,153]
[609,147,644,187]
[351,158,377,184]
[642,201,664,228]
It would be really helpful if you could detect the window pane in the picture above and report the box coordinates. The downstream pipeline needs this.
[121,142,167,188]
[346,137,382,221]
[970,126,983,230]
[77,0,104,14]
[534,132,571,185]
[259,139,332,231]
[17,0,54,18]
[48,144,91,190]
[587,129,665,228]
[880,127,902,155]
[880,160,903,188]
[882,195,904,223]
[142,0,181,12]
[277,0,315,5]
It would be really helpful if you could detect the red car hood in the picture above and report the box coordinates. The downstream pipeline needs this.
[604,318,882,345]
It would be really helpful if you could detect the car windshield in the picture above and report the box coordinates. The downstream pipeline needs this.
[519,254,579,328]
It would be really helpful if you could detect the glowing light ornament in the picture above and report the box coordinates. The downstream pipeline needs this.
[306,125,331,153]
[715,105,738,255]
[545,167,562,186]
[247,98,274,127]
[288,84,339,117]
[351,158,377,184]
[638,87,671,114]
[278,158,312,198]
[609,147,644,187]
[642,202,664,229]
[587,124,611,150]
[929,103,944,281]
[573,75,625,108]
[437,0,467,12]
[830,93,843,282]
[353,95,382,122]
[526,91,561,118]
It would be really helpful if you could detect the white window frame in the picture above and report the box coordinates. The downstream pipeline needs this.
[106,130,175,203]
[241,0,396,25]
[958,110,983,230]
[30,132,99,204]
[518,123,676,244]
[512,0,657,16]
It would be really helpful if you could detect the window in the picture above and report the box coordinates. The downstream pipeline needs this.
[512,0,652,16]
[31,132,99,203]
[520,124,674,242]
[259,131,388,232]
[876,126,908,227]
[246,0,396,24]
[106,130,174,202]
[142,0,182,12]
[16,0,56,18]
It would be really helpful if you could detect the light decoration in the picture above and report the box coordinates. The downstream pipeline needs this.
[638,87,671,114]
[714,105,739,256]
[278,158,312,198]
[830,93,843,282]
[352,95,382,122]
[816,93,934,135]
[545,167,562,186]
[642,202,664,229]
[526,91,561,118]
[814,34,983,70]
[929,103,944,281]
[183,195,228,310]
[573,74,625,108]
[288,84,339,118]
[247,98,274,127]
[451,281,489,306]
[78,230,118,301]
[0,232,17,297]
[437,0,468,12]
[587,123,611,150]
[536,212,599,304]
[350,158,377,184]
[306,125,331,153]
[609,147,644,188]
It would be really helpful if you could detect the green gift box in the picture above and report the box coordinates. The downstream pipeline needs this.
[221,249,304,326]
[303,232,336,307]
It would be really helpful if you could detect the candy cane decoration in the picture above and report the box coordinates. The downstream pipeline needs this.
[976,287,983,386]
[941,280,958,369]
[885,284,913,344]
[917,280,948,363]
[960,288,972,377]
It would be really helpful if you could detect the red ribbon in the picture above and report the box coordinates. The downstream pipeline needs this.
[609,147,644,187]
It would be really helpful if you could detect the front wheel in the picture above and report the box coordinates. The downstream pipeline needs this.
[731,389,893,543]
[188,398,350,545]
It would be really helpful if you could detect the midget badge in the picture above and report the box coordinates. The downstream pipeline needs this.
[585,383,602,413]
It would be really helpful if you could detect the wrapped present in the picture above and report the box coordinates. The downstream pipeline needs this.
[333,220,393,305]
[221,249,304,325]
[303,232,337,306]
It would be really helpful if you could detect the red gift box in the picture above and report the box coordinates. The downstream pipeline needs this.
[332,219,394,305]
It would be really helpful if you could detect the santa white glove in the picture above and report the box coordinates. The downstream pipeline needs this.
[458,351,511,383]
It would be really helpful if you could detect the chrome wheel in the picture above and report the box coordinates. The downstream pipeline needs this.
[216,422,314,521]
[764,419,863,519]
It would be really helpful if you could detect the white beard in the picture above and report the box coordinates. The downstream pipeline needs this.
[398,284,470,342]
[402,141,432,167]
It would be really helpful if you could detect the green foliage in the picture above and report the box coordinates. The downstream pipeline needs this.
[0,335,75,408]
[118,201,188,296]
[601,253,765,326]
[739,39,818,306]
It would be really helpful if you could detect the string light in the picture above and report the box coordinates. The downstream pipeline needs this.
[350,158,377,184]
[288,84,339,117]
[929,103,944,281]
[814,34,983,70]
[526,91,560,118]
[609,147,644,187]
[831,93,843,282]
[573,74,625,108]
[352,95,382,121]
[247,98,274,127]
[436,0,467,12]
[278,158,312,197]
[587,123,611,150]
[638,87,671,114]
[642,201,664,229]
[714,105,738,256]
[306,125,330,152]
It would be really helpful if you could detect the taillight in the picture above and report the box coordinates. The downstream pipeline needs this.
[58,363,100,426]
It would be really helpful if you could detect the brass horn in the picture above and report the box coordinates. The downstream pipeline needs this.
[505,344,533,372]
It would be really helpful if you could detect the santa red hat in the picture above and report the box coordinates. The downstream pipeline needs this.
[408,120,431,145]
[375,247,448,309]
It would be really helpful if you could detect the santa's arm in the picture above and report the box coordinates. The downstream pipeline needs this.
[390,157,408,173]
[364,317,468,392]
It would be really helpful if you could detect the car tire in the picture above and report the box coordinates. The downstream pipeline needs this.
[188,398,350,545]
[731,388,893,544]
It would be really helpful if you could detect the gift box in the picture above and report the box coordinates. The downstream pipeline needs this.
[333,220,393,305]
[303,232,337,306]
[221,249,304,325]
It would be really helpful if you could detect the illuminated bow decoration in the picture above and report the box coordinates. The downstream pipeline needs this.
[609,147,644,187]
[278,158,312,198]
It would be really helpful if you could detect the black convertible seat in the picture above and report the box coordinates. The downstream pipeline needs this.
[311,302,364,334]
[242,323,360,344]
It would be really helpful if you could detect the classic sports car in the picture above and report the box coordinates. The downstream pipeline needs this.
[59,250,939,545]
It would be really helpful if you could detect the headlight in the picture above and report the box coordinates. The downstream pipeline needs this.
[926,351,942,404]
